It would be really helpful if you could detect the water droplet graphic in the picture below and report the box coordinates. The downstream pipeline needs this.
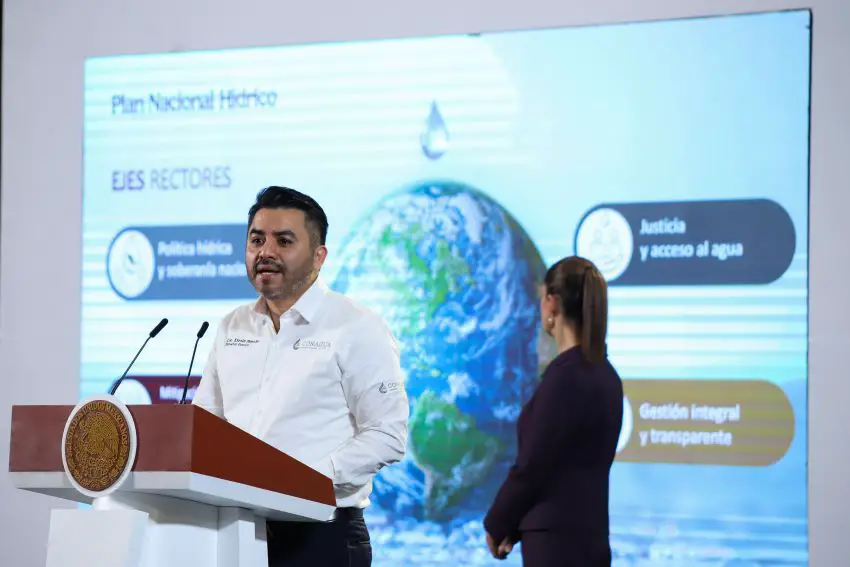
[420,101,449,160]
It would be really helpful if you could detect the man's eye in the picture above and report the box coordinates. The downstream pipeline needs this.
[278,239,292,246]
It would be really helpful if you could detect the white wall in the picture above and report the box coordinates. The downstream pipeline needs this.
[2,0,848,565]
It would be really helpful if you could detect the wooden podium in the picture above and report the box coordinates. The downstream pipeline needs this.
[8,398,337,567]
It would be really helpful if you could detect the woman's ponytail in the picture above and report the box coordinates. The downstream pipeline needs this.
[544,257,609,364]
[580,267,608,364]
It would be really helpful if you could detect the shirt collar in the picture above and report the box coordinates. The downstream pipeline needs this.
[252,276,328,324]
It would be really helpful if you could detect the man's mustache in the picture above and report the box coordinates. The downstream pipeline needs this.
[254,259,285,274]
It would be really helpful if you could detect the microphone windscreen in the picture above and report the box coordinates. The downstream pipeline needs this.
[149,318,169,338]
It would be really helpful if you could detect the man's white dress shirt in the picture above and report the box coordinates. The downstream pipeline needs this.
[192,277,409,508]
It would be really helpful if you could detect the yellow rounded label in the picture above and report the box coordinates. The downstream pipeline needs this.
[616,379,795,467]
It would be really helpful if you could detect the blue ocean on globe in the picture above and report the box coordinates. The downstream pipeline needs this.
[331,180,555,525]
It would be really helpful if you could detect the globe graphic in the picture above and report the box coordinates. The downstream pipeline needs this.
[331,180,556,524]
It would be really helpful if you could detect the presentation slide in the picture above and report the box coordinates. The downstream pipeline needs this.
[81,9,811,566]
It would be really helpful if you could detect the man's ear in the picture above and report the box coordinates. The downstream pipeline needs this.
[314,245,328,268]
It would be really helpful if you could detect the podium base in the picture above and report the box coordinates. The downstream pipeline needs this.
[46,493,268,567]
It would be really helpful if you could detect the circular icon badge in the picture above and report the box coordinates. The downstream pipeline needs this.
[107,229,155,299]
[61,395,138,498]
[575,208,634,282]
[112,378,153,405]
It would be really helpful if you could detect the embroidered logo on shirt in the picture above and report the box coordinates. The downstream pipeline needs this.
[225,337,260,347]
[292,338,331,351]
[378,381,403,394]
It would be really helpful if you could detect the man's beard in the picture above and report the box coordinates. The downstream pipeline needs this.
[251,258,315,300]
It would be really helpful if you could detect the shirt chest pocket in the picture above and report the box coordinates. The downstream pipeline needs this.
[274,345,344,409]
[217,341,269,405]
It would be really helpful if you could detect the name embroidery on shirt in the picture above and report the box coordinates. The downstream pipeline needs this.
[225,337,260,347]
[292,338,331,351]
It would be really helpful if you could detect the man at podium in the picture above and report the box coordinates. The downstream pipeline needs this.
[192,186,410,567]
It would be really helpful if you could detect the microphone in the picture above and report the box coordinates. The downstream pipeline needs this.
[108,318,169,396]
[179,321,210,404]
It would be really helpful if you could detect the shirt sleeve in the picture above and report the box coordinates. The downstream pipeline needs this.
[483,363,587,543]
[192,322,225,418]
[329,312,409,491]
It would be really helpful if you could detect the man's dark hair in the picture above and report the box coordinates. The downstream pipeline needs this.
[248,186,329,247]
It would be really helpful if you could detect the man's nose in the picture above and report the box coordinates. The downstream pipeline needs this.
[257,243,277,260]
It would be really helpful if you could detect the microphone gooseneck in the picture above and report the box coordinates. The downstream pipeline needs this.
[180,321,210,404]
[108,318,169,397]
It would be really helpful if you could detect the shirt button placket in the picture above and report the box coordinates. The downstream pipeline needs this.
[250,330,275,436]
[256,333,283,433]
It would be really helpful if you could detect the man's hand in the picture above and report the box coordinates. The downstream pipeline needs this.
[486,532,514,560]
